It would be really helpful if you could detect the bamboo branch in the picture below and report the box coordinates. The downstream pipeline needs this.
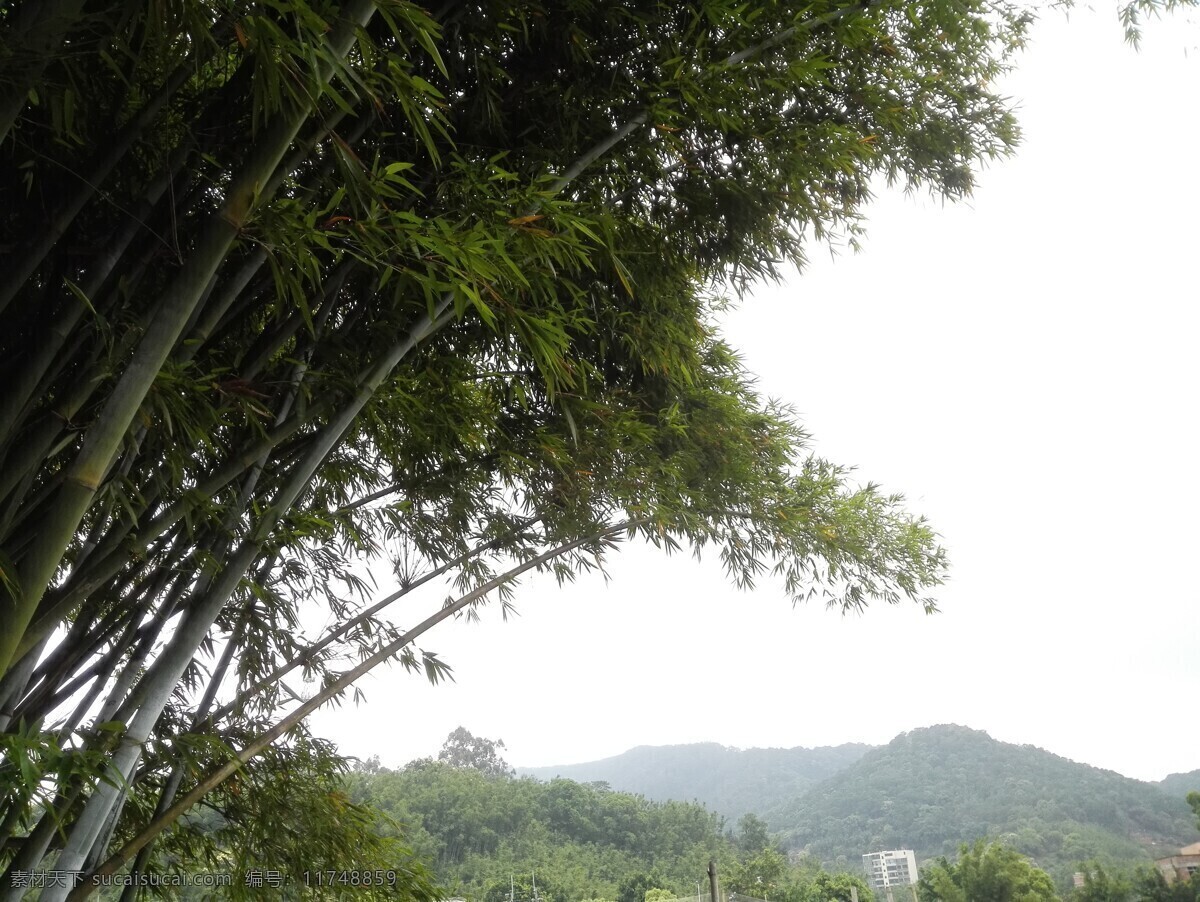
[205,516,541,726]
[545,0,882,198]
[78,520,642,895]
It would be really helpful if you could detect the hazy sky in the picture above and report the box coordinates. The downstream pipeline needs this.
[310,7,1200,784]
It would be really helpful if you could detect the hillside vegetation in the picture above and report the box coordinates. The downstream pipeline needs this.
[767,725,1200,884]
[347,759,728,901]
[520,743,873,822]
[1157,771,1200,804]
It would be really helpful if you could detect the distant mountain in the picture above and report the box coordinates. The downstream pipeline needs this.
[519,727,1200,888]
[769,725,1200,885]
[1157,769,1200,802]
[519,741,874,822]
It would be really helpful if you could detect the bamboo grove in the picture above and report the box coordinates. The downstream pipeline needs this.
[0,0,1037,896]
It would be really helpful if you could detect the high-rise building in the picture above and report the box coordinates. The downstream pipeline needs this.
[862,850,919,890]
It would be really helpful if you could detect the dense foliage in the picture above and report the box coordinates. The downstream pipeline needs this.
[346,749,872,902]
[1156,775,1200,805]
[1128,871,1200,902]
[1074,864,1136,902]
[347,759,725,899]
[917,841,1060,902]
[1074,864,1200,902]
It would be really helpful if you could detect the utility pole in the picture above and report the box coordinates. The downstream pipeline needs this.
[708,860,720,902]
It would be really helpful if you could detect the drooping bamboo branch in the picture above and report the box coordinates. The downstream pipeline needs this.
[205,515,541,726]
[78,519,642,896]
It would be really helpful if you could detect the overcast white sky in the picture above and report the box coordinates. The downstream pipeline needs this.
[311,6,1200,785]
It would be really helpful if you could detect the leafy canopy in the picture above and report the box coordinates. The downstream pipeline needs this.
[437,727,516,779]
[918,840,1060,902]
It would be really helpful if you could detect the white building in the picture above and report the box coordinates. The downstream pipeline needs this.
[862,849,919,890]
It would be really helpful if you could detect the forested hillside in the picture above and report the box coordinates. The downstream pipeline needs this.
[345,753,878,902]
[768,725,1200,885]
[347,759,726,900]
[520,743,873,821]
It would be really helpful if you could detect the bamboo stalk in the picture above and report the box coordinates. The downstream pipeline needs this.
[0,0,383,681]
[114,596,253,895]
[33,293,340,882]
[39,536,264,894]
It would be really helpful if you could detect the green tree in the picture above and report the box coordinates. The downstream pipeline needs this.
[353,754,389,776]
[803,872,873,902]
[1188,793,1200,831]
[918,841,1060,902]
[1073,864,1133,902]
[620,874,670,902]
[738,814,777,855]
[438,727,515,778]
[728,848,790,899]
